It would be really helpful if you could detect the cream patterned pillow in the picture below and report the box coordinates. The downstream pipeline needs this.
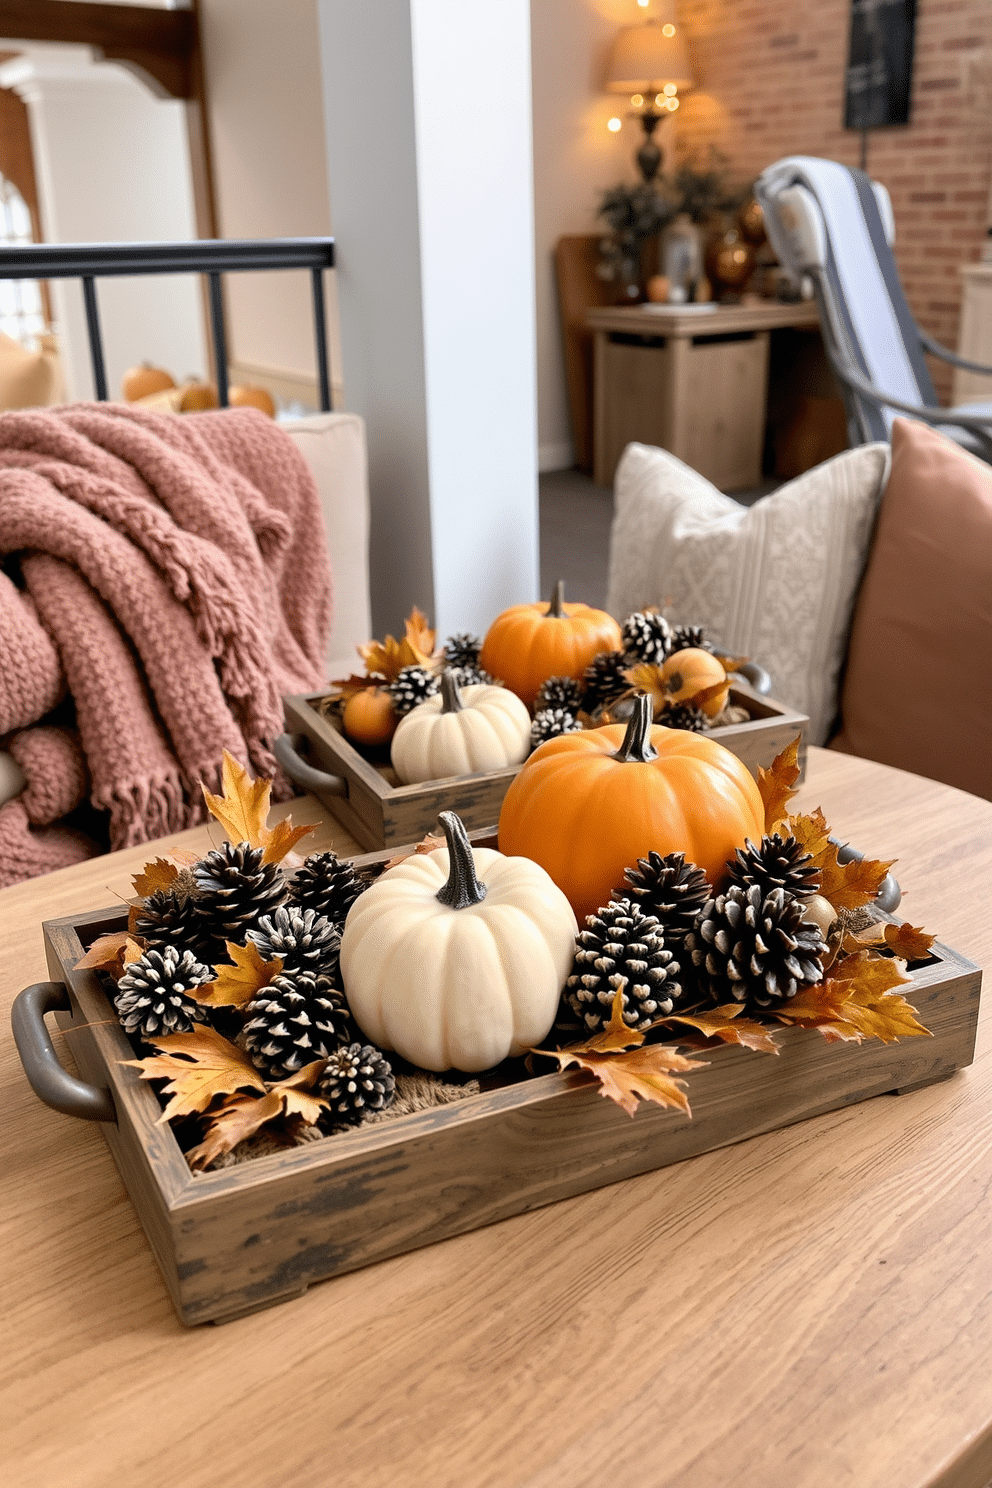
[606,441,891,744]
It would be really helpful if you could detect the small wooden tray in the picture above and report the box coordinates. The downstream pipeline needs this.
[281,685,810,851]
[18,832,980,1328]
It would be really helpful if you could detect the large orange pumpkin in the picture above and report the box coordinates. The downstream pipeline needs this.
[498,693,764,922]
[479,581,622,708]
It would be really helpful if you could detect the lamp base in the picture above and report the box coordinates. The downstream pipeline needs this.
[634,110,663,184]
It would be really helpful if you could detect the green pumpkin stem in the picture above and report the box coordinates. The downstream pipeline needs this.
[440,669,464,714]
[436,811,488,909]
[545,579,565,618]
[613,692,658,763]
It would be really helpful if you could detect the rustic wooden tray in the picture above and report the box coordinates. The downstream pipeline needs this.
[280,684,810,851]
[16,833,980,1329]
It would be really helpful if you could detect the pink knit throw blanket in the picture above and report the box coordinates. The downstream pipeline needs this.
[0,403,332,863]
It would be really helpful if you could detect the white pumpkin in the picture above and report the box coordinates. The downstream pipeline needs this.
[390,670,531,785]
[340,811,578,1072]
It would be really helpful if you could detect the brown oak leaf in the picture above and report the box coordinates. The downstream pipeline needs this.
[77,930,146,980]
[882,922,936,962]
[123,1024,266,1123]
[193,940,284,1007]
[201,748,315,865]
[185,1061,329,1170]
[758,737,802,832]
[131,857,180,898]
[658,1004,782,1054]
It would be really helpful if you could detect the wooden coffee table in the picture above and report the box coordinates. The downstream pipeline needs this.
[1,748,989,1488]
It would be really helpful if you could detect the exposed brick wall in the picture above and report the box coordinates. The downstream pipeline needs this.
[675,0,992,402]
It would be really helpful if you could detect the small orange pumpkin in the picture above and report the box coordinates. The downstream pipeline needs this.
[498,693,763,922]
[229,384,276,417]
[479,581,623,707]
[178,381,220,413]
[342,686,397,746]
[121,362,175,402]
[660,647,729,717]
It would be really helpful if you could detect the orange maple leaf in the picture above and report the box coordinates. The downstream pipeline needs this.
[773,951,930,1044]
[623,663,666,715]
[658,1004,782,1055]
[201,748,316,865]
[757,737,802,832]
[818,850,895,912]
[403,605,436,662]
[123,1024,266,1122]
[358,607,436,681]
[882,922,936,962]
[131,857,180,898]
[787,808,832,862]
[185,1061,329,1171]
[193,941,284,1008]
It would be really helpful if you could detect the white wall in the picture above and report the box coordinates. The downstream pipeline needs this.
[318,0,540,640]
[0,44,207,401]
[198,0,340,405]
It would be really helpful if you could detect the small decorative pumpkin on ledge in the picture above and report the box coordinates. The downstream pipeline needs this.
[340,811,578,1071]
[342,685,398,746]
[659,647,729,718]
[390,670,531,784]
[498,693,764,923]
[479,580,623,707]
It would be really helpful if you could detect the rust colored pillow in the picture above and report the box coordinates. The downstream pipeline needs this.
[831,418,992,799]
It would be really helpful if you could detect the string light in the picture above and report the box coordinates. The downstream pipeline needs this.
[607,116,622,132]
[631,93,644,107]
[662,22,676,36]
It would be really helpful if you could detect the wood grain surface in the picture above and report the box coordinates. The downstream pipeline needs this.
[2,750,990,1488]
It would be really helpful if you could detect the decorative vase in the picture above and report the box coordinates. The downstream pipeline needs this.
[660,213,704,304]
[737,196,767,247]
[704,222,756,298]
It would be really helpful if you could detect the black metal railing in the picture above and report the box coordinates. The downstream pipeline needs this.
[0,237,336,410]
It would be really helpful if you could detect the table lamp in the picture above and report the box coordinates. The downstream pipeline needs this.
[605,18,696,183]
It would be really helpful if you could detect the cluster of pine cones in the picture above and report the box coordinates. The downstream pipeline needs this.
[561,832,830,1034]
[531,612,714,749]
[387,633,495,717]
[113,847,395,1128]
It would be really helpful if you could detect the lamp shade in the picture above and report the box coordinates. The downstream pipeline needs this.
[605,20,695,94]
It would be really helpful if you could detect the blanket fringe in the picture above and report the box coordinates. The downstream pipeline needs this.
[100,771,191,851]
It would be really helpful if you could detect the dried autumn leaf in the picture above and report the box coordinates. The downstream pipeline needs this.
[123,936,145,967]
[131,857,180,898]
[193,940,284,1008]
[687,679,730,712]
[787,808,832,863]
[169,848,201,867]
[623,663,666,714]
[123,1023,266,1123]
[382,830,447,873]
[358,633,430,684]
[77,930,141,979]
[262,816,317,866]
[883,922,936,962]
[772,977,860,1041]
[127,899,144,936]
[185,1061,329,1171]
[202,748,271,849]
[659,1004,781,1055]
[774,951,930,1044]
[551,1042,707,1118]
[403,605,436,663]
[757,737,802,832]
[817,850,895,912]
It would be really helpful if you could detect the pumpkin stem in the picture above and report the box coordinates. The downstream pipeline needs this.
[545,579,565,618]
[435,811,488,909]
[613,692,658,763]
[440,669,464,713]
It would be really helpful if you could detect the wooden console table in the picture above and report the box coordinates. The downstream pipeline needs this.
[2,750,991,1488]
[588,299,820,490]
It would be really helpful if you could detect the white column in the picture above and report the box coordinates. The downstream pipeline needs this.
[317,0,540,642]
[0,45,207,401]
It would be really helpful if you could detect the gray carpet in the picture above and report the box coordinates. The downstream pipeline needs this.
[539,466,778,612]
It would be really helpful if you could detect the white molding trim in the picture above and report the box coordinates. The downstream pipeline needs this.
[538,440,575,473]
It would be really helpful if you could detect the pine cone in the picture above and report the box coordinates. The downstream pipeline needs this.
[135,880,214,964]
[534,675,584,714]
[727,833,821,901]
[564,898,682,1032]
[530,707,583,749]
[669,624,713,654]
[242,970,352,1080]
[318,1043,396,1126]
[288,851,368,927]
[621,609,671,664]
[389,665,440,716]
[114,945,212,1039]
[686,885,827,1010]
[248,905,342,982]
[658,700,709,732]
[192,842,287,954]
[616,851,710,953]
[580,650,632,713]
[448,663,495,688]
[443,632,483,669]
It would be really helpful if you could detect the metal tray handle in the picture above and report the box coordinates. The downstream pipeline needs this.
[274,731,347,797]
[730,660,772,696]
[11,982,116,1123]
